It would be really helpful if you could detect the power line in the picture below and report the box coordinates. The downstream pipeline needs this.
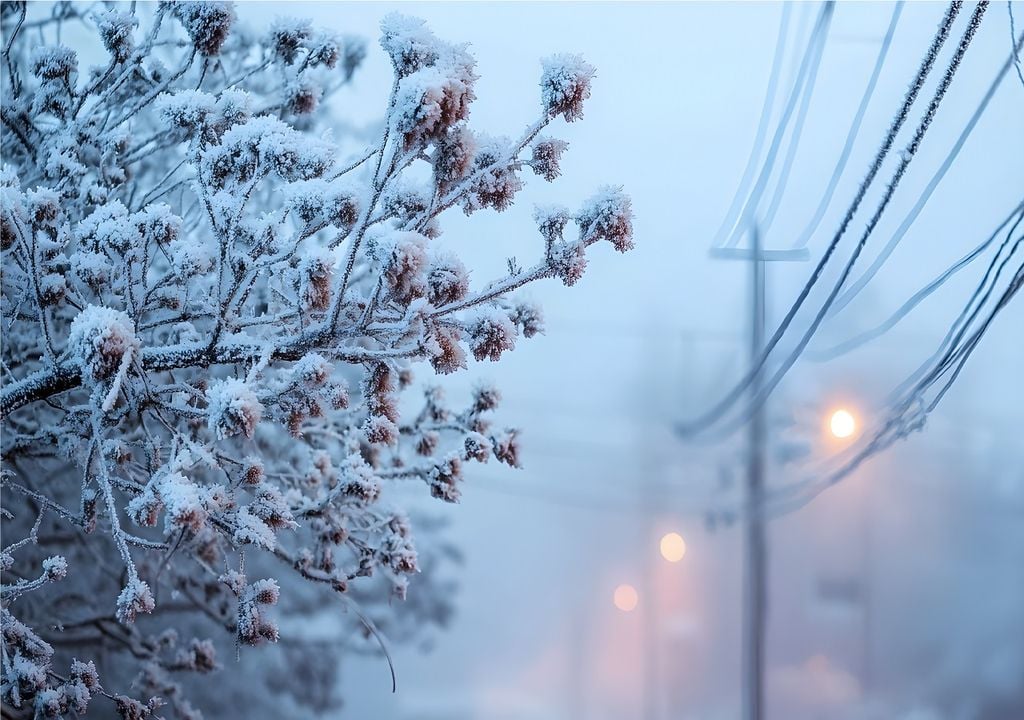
[767,226,1023,515]
[792,2,905,250]
[808,203,1024,361]
[677,1,974,438]
[889,217,1023,401]
[709,4,795,249]
[829,27,1024,316]
[719,2,835,249]
[775,259,1023,516]
[1009,0,1024,89]
[721,2,990,440]
[754,3,833,242]
[925,260,1023,409]
[916,239,1023,405]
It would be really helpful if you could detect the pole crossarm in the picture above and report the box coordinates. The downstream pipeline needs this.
[709,247,810,262]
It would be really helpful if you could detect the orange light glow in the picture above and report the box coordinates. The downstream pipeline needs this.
[829,409,856,439]
[659,532,687,562]
[613,584,639,612]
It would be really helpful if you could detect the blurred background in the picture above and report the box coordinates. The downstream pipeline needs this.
[250,2,1024,718]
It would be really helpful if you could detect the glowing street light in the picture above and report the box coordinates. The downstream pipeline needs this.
[659,532,687,563]
[613,584,639,612]
[829,408,856,439]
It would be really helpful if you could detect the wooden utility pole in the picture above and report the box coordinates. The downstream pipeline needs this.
[710,228,807,720]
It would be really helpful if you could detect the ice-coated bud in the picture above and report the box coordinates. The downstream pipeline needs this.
[540,54,595,122]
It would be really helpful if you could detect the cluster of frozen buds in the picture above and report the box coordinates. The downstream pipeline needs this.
[0,556,102,717]
[229,575,281,646]
[0,3,632,716]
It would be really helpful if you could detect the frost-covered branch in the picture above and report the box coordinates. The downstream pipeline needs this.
[1,4,631,717]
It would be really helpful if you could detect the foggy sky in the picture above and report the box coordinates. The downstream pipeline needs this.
[244,3,1024,718]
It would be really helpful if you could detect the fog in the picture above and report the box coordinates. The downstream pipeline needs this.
[228,2,1024,718]
[65,1,1024,718]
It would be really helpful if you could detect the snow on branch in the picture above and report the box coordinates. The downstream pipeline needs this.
[0,3,632,716]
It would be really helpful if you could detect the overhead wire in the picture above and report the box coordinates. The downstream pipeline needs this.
[791,2,905,250]
[720,1,836,248]
[888,206,1023,400]
[1009,0,1024,89]
[708,4,795,249]
[677,1,967,437]
[828,27,1024,317]
[925,260,1023,409]
[769,254,1023,517]
[765,203,1023,515]
[713,2,991,440]
[808,201,1024,361]
[753,3,834,241]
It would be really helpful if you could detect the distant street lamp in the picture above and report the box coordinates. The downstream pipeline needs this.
[660,532,687,563]
[613,584,639,612]
[829,409,856,439]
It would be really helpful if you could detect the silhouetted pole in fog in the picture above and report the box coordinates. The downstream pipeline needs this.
[710,227,807,720]
[746,226,768,720]
[642,519,659,720]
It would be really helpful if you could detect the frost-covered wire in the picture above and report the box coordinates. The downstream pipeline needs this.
[768,255,1023,517]
[1009,0,1024,89]
[890,224,1023,403]
[810,202,1024,361]
[712,1,989,438]
[678,0,966,436]
[829,25,1024,316]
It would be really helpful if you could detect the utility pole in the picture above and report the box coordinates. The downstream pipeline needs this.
[710,227,807,720]
[642,516,660,720]
[641,434,668,720]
